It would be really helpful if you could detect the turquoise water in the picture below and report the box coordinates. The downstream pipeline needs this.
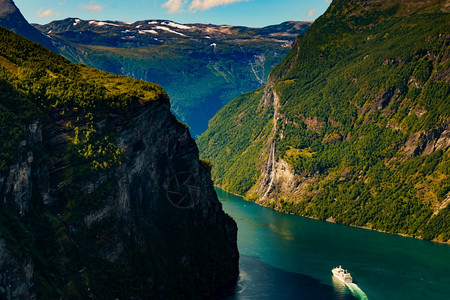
[216,188,450,300]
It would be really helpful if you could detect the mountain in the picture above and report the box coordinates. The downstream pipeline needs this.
[0,26,238,298]
[0,0,57,52]
[34,18,311,136]
[198,0,450,242]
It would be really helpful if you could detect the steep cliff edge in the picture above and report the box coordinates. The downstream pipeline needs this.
[198,0,450,242]
[0,26,238,299]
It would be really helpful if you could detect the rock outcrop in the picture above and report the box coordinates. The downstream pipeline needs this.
[0,238,35,300]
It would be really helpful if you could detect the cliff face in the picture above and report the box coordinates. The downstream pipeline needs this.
[198,0,450,242]
[0,26,238,299]
[0,238,35,299]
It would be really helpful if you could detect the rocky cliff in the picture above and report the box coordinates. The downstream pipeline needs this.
[198,0,450,242]
[0,26,238,299]
[0,238,35,299]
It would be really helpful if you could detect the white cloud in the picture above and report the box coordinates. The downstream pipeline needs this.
[80,2,103,12]
[306,8,316,18]
[189,0,247,12]
[37,8,53,18]
[162,0,184,13]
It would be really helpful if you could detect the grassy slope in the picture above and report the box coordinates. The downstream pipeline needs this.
[198,0,450,242]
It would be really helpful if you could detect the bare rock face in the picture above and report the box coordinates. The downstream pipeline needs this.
[0,121,42,216]
[3,154,32,215]
[402,123,450,158]
[0,238,35,300]
[0,97,238,298]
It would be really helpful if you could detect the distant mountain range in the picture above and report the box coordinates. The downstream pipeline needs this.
[32,18,310,136]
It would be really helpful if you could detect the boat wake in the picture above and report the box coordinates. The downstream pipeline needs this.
[347,283,368,300]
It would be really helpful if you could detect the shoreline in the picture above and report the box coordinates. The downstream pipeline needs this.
[214,185,450,245]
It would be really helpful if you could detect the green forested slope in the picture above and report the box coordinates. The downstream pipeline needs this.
[201,88,274,193]
[198,0,450,242]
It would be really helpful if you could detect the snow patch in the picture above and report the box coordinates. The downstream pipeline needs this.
[210,43,217,47]
[166,21,191,30]
[154,26,187,37]
[136,25,142,28]
[73,19,81,26]
[99,22,120,27]
[139,30,158,35]
[48,30,52,34]
[89,20,120,27]
[148,21,158,25]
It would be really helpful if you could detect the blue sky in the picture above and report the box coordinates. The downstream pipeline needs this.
[14,0,332,27]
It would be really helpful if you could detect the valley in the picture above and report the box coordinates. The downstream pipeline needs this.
[35,18,310,136]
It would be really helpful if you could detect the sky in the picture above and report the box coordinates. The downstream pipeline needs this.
[13,0,332,27]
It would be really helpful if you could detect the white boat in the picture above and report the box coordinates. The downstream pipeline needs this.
[332,265,353,284]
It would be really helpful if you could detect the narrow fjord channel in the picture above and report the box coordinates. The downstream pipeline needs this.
[216,188,450,300]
